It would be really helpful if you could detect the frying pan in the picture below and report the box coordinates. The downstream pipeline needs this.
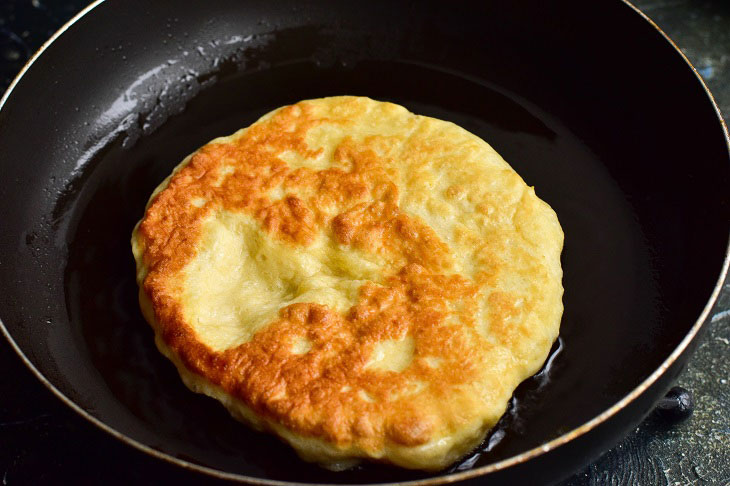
[1,0,728,484]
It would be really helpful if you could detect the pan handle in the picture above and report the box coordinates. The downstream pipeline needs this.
[654,386,694,422]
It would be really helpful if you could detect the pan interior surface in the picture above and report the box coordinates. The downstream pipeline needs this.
[0,0,728,484]
[65,62,650,482]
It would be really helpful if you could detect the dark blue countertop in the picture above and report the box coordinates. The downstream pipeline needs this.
[1,1,728,484]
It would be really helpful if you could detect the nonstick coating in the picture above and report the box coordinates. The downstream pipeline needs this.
[0,1,728,484]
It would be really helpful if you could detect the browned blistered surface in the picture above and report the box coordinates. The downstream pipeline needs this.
[132,96,563,469]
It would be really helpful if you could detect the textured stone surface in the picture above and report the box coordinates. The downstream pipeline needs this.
[0,1,727,484]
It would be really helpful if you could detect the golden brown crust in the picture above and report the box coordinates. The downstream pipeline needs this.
[132,96,563,468]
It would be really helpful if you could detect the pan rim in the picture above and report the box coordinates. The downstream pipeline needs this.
[0,0,728,484]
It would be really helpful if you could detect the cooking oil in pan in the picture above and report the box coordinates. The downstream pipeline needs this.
[61,58,656,482]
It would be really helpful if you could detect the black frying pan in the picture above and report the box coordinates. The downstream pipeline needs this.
[0,1,728,484]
